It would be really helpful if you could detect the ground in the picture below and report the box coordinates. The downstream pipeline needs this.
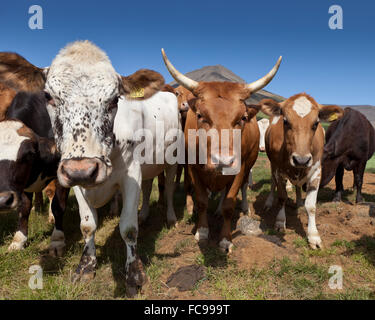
[0,153,375,300]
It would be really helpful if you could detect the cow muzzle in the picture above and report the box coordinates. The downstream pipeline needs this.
[58,158,112,188]
[0,191,18,212]
[290,153,313,168]
[210,154,239,174]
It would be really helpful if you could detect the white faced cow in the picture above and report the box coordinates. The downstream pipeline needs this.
[44,41,180,297]
[259,93,343,249]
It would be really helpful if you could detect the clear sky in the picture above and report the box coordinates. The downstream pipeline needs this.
[0,0,374,105]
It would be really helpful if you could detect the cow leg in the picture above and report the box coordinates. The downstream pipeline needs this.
[214,189,226,216]
[241,179,250,214]
[165,164,177,227]
[275,174,288,232]
[157,172,165,208]
[185,164,194,215]
[296,185,304,207]
[354,162,366,203]
[175,164,183,188]
[219,163,249,253]
[189,167,209,242]
[44,180,56,224]
[71,186,98,283]
[138,179,153,225]
[333,164,344,202]
[119,163,146,297]
[248,169,253,189]
[305,183,323,249]
[264,170,276,211]
[49,183,69,257]
[109,191,121,216]
[33,191,43,213]
[8,192,33,251]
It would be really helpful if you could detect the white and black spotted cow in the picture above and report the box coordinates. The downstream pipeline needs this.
[0,91,68,255]
[44,40,180,296]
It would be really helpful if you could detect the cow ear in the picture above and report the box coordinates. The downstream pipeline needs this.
[246,104,261,120]
[122,69,165,100]
[318,105,344,122]
[38,137,59,165]
[258,99,281,117]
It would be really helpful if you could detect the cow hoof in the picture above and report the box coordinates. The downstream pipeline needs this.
[194,227,209,242]
[8,242,24,252]
[308,236,323,250]
[71,254,97,283]
[48,241,66,257]
[219,238,233,254]
[275,220,286,232]
[167,219,178,228]
[126,257,148,298]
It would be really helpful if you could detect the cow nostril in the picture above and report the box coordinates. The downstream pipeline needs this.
[89,162,99,179]
[5,194,14,207]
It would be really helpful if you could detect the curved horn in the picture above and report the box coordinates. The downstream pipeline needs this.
[161,49,198,91]
[246,56,282,93]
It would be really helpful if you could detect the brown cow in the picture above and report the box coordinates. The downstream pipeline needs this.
[162,49,282,253]
[259,93,343,249]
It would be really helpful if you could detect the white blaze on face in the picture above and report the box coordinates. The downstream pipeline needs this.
[292,96,312,118]
[257,118,269,150]
[0,121,29,161]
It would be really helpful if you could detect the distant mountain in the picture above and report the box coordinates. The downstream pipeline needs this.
[170,65,375,125]
[169,65,285,105]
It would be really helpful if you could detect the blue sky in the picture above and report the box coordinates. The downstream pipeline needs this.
[0,0,374,105]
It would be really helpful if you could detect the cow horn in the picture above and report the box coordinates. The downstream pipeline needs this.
[246,56,282,93]
[161,49,198,91]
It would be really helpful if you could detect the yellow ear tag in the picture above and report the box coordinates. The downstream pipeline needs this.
[328,113,338,121]
[129,87,144,98]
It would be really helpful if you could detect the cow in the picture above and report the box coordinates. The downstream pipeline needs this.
[161,48,282,253]
[157,84,195,212]
[320,108,375,203]
[0,52,57,214]
[0,91,68,255]
[43,40,180,296]
[258,93,344,249]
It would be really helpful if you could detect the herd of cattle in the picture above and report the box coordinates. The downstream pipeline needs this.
[0,40,374,296]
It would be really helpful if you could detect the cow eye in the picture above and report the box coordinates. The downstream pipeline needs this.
[312,120,319,130]
[44,91,56,107]
[109,97,119,110]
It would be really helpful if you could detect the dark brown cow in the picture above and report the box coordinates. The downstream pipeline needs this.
[321,108,375,203]
[0,52,58,216]
[162,49,282,252]
[259,93,343,249]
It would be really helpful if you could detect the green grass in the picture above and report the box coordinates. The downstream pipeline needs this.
[1,155,375,300]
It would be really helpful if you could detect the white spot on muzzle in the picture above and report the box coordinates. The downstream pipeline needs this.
[292,97,312,118]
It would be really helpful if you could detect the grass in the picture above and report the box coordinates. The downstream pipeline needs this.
[1,154,375,300]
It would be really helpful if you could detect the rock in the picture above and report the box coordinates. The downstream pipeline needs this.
[166,265,205,292]
[237,216,262,236]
